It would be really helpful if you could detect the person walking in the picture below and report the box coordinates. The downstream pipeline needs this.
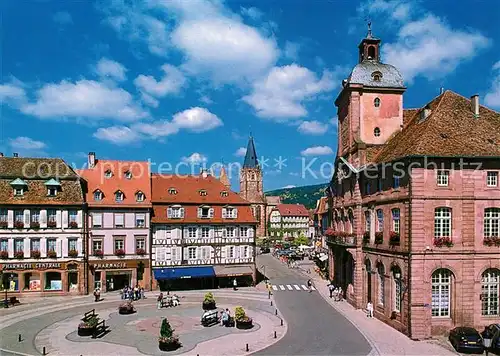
[366,301,374,318]
[328,282,335,298]
[232,278,238,291]
[337,286,343,301]
[307,279,313,293]
[157,293,163,309]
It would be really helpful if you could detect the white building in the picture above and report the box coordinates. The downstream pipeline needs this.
[269,203,310,239]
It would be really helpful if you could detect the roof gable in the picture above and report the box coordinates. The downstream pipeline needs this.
[10,178,27,186]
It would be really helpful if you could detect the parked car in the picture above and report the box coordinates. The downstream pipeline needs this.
[484,323,500,352]
[449,327,484,354]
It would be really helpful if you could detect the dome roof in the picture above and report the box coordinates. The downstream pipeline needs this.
[348,60,405,88]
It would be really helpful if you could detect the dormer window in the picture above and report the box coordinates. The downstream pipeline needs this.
[124,170,132,179]
[136,191,145,202]
[104,170,113,179]
[10,178,27,197]
[374,98,381,108]
[44,178,61,197]
[115,190,124,202]
[199,189,207,196]
[94,190,103,201]
[47,187,57,196]
[198,205,213,218]
[168,188,177,195]
[14,187,24,196]
[223,206,238,219]
[374,127,381,137]
[220,191,228,197]
[167,205,184,218]
[371,71,382,82]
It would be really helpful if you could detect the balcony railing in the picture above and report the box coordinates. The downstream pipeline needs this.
[326,233,357,247]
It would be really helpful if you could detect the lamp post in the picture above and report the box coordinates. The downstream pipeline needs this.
[394,271,408,293]
[3,275,13,308]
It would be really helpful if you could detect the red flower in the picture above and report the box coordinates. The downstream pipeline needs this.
[47,221,57,228]
[389,231,400,245]
[93,249,104,257]
[0,250,9,259]
[30,221,40,229]
[47,250,57,258]
[69,221,78,229]
[68,249,78,258]
[114,249,125,257]
[374,232,384,244]
[136,248,146,256]
[433,236,453,247]
[14,251,24,259]
[0,221,8,229]
[14,221,24,229]
[325,228,336,237]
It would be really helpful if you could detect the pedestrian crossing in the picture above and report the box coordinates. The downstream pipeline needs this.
[271,283,316,292]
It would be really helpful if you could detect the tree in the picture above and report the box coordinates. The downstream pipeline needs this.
[294,233,309,247]
[160,318,173,338]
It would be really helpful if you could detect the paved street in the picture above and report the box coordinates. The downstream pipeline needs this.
[254,254,372,356]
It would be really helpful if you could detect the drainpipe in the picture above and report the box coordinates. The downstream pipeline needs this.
[83,202,89,295]
[149,206,153,292]
[407,164,413,338]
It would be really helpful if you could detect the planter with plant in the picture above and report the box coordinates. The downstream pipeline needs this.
[235,306,253,330]
[14,251,24,259]
[433,237,453,247]
[0,251,9,259]
[389,231,400,246]
[115,249,125,257]
[78,315,99,336]
[374,232,383,245]
[118,301,135,315]
[69,221,78,229]
[14,221,24,229]
[68,249,78,258]
[0,221,8,229]
[363,232,370,244]
[483,236,500,247]
[31,250,41,259]
[158,318,181,351]
[30,221,40,230]
[136,248,146,256]
[202,292,216,310]
[93,250,104,258]
[47,221,57,228]
[47,250,57,258]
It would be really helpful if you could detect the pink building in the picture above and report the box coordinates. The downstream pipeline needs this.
[327,29,500,339]
[77,153,152,292]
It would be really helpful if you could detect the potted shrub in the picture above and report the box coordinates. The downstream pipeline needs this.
[30,221,40,230]
[31,250,41,259]
[0,250,8,259]
[78,315,99,336]
[14,251,24,259]
[47,250,57,258]
[158,318,181,351]
[136,248,146,256]
[47,220,57,228]
[434,236,453,247]
[235,306,253,330]
[14,221,24,229]
[0,221,8,229]
[93,250,104,258]
[115,249,125,257]
[363,231,370,244]
[202,292,216,310]
[68,249,78,258]
[374,232,383,245]
[389,231,400,246]
[69,221,78,229]
[118,301,135,315]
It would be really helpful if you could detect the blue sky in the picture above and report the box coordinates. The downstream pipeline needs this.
[1,0,499,191]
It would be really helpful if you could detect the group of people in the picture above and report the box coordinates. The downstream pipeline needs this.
[220,308,232,327]
[327,282,344,301]
[93,287,101,302]
[157,292,180,309]
[121,285,146,301]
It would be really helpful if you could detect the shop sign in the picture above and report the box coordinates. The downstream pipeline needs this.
[92,262,127,269]
[2,262,62,270]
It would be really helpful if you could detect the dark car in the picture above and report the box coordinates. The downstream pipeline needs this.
[485,323,500,352]
[260,247,270,254]
[449,327,484,354]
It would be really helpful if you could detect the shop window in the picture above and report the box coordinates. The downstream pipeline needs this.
[45,272,62,290]
[94,271,102,289]
[68,271,79,291]
[24,272,41,291]
[2,273,19,291]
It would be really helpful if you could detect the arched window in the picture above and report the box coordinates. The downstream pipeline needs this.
[376,209,384,232]
[484,208,500,238]
[372,71,383,82]
[374,127,381,137]
[434,208,452,238]
[391,209,400,233]
[431,269,451,317]
[377,264,385,306]
[348,210,354,234]
[115,190,124,202]
[365,211,371,233]
[374,98,380,107]
[392,267,402,313]
[135,191,145,202]
[481,269,499,316]
[93,190,103,201]
[368,46,376,59]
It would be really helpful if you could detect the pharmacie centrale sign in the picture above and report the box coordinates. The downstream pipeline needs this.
[2,262,62,270]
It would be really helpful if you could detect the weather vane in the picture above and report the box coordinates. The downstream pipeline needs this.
[365,18,372,38]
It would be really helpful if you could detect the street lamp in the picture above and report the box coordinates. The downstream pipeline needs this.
[3,275,14,308]
[394,271,408,293]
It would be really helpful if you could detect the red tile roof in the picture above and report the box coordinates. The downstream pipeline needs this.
[373,91,500,163]
[77,160,151,208]
[315,197,328,215]
[276,203,309,217]
[152,205,257,224]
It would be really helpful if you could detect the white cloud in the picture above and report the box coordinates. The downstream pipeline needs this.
[234,147,247,157]
[53,11,73,25]
[0,82,27,104]
[240,6,263,20]
[172,107,223,132]
[284,41,300,60]
[132,120,179,139]
[93,126,141,145]
[485,60,500,109]
[297,120,329,135]
[21,80,148,121]
[358,0,412,22]
[199,95,213,105]
[282,185,296,189]
[134,64,186,99]
[140,93,159,108]
[329,116,338,126]
[182,152,207,164]
[243,64,338,120]
[300,146,333,156]
[95,58,127,82]
[9,136,47,150]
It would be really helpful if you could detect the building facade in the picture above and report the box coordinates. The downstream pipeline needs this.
[78,153,151,292]
[151,172,258,290]
[0,156,86,295]
[268,204,310,239]
[327,29,500,339]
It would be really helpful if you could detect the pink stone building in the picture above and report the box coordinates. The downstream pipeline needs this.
[327,29,500,339]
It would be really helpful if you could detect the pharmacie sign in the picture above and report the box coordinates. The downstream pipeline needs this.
[92,262,127,269]
[2,262,62,270]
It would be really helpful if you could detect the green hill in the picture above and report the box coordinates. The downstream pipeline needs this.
[265,183,328,209]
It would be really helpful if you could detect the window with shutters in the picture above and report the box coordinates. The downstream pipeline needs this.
[243,246,249,258]
[31,210,40,223]
[240,227,248,237]
[188,247,197,259]
[31,239,40,252]
[47,209,57,223]
[228,246,235,258]
[114,213,125,228]
[92,213,103,228]
[226,227,235,238]
[47,239,56,252]
[0,209,7,223]
[69,210,77,223]
[199,206,211,218]
[135,213,146,228]
[188,227,197,238]
[0,239,7,252]
[14,210,23,223]
[14,239,23,253]
[223,207,237,219]
[68,238,77,253]
[202,247,210,259]
[167,206,184,218]
[171,247,180,261]
[201,227,209,238]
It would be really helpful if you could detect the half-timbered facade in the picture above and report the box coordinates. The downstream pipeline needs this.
[151,172,257,290]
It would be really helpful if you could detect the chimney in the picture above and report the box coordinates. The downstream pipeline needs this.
[419,105,432,122]
[200,168,209,178]
[0,152,3,157]
[13,153,18,158]
[88,152,96,169]
[471,94,479,117]
[440,87,444,95]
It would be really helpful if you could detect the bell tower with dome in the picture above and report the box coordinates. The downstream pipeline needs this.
[335,23,406,168]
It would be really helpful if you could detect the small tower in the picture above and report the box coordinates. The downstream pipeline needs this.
[358,21,381,63]
[219,165,231,189]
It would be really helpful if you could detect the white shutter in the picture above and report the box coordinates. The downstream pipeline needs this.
[197,207,202,218]
[93,213,102,227]
[40,238,47,255]
[7,210,14,229]
[23,210,30,227]
[62,210,68,228]
[77,238,82,256]
[222,246,227,259]
[56,210,62,228]
[56,239,62,257]
[222,208,227,218]
[180,208,185,218]
[249,227,254,237]
[40,210,47,228]
[8,239,14,258]
[167,208,172,218]
[237,246,242,258]
[77,210,82,228]
[209,208,214,218]
[183,227,189,239]
[196,247,201,260]
[234,208,238,219]
[115,214,124,227]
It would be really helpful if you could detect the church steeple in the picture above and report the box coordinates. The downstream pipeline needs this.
[243,136,259,168]
[358,21,381,63]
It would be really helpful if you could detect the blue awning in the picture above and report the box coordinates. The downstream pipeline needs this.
[153,266,215,280]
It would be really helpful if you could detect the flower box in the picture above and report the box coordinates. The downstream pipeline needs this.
[389,232,400,246]
[363,232,370,244]
[14,251,24,259]
[118,301,135,315]
[47,221,57,228]
[374,232,383,245]
[483,236,500,247]
[14,221,24,229]
[68,249,78,258]
[47,250,57,258]
[30,221,40,229]
[78,316,99,337]
[0,221,8,229]
[0,250,9,259]
[69,221,78,229]
[136,248,146,256]
[93,250,104,258]
[433,237,453,247]
[324,228,336,237]
[235,306,253,330]
[114,249,125,257]
[31,250,41,259]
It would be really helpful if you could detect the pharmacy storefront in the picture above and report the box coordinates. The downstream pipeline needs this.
[1,261,84,295]
[89,259,150,292]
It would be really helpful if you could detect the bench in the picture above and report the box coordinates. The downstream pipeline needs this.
[201,310,219,327]
[92,320,109,339]
[82,309,97,322]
